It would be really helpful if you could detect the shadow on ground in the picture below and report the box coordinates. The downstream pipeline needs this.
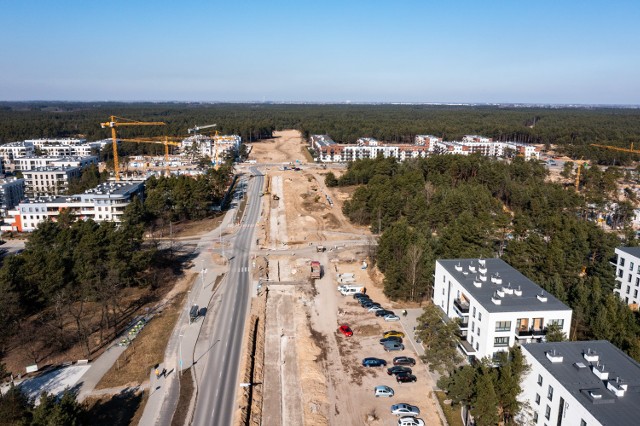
[86,387,145,426]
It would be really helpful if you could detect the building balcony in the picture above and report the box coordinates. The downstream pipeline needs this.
[515,328,546,338]
[459,319,469,329]
[458,339,476,355]
[453,298,470,315]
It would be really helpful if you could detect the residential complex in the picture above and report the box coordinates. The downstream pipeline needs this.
[311,134,541,163]
[23,166,82,198]
[1,181,145,232]
[433,258,572,361]
[180,134,241,164]
[0,177,25,215]
[613,247,640,307]
[520,340,640,426]
[13,155,98,172]
[0,142,35,172]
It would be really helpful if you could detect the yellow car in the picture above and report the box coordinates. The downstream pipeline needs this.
[383,330,405,339]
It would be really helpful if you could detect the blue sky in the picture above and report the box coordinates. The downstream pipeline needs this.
[1,0,638,104]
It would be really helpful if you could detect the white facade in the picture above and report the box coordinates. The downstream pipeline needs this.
[23,166,82,198]
[613,247,640,306]
[13,155,98,172]
[0,177,25,214]
[433,259,572,361]
[25,138,87,148]
[0,142,35,172]
[519,341,640,426]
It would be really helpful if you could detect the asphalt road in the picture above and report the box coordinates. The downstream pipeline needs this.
[192,168,263,426]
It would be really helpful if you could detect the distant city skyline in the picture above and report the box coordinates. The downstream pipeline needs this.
[1,1,638,104]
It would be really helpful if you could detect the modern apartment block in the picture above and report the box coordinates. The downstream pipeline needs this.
[13,155,98,172]
[0,177,25,215]
[23,166,82,198]
[433,258,572,361]
[1,181,144,232]
[613,247,640,307]
[0,142,35,172]
[180,134,241,162]
[520,340,640,426]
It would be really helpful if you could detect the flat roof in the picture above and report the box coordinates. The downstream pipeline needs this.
[523,341,640,426]
[438,258,571,313]
[616,247,640,259]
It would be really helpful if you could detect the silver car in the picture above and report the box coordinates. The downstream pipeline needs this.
[384,314,401,322]
[374,385,394,397]
[391,403,420,416]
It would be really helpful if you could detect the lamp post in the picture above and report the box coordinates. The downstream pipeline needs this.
[179,331,184,375]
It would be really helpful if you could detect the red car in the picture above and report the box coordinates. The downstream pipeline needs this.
[338,325,353,337]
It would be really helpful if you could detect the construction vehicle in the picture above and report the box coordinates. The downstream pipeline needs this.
[272,194,280,201]
[317,245,326,253]
[119,137,182,176]
[100,116,166,181]
[310,261,321,279]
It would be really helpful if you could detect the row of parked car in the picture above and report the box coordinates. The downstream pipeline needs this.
[354,292,401,323]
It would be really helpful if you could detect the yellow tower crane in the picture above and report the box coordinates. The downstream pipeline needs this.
[100,116,166,181]
[119,137,182,176]
[591,143,639,154]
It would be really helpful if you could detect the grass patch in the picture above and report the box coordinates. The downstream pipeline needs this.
[435,390,465,426]
[171,368,195,426]
[302,146,314,162]
[171,216,224,238]
[95,290,189,389]
[84,388,147,426]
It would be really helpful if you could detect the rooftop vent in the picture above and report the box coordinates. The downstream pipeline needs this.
[469,263,476,273]
[479,274,487,282]
[546,349,563,363]
[574,362,587,370]
[607,377,628,397]
[462,271,469,276]
[478,259,486,267]
[491,292,502,305]
[537,291,548,303]
[592,363,609,380]
[583,348,599,363]
[478,262,487,274]
[503,283,514,295]
[496,288,505,297]
[514,285,523,296]
[473,278,482,288]
[589,390,603,400]
[491,273,502,285]
[455,263,463,272]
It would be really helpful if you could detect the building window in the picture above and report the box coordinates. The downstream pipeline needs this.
[533,412,539,423]
[495,321,511,332]
[475,342,479,350]
[494,337,509,347]
[535,393,540,405]
[631,262,635,271]
[629,274,633,283]
[618,269,624,278]
[471,322,475,333]
[537,374,543,386]
[547,385,553,401]
[477,327,480,336]
[473,307,476,318]
[634,290,638,298]
[580,420,586,426]
[478,312,482,321]
[620,257,626,266]
[627,286,631,294]
[636,277,639,286]
[545,405,551,420]
[549,319,564,328]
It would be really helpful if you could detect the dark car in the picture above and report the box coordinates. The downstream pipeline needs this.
[362,357,387,367]
[362,301,380,309]
[359,298,373,306]
[396,373,417,383]
[380,336,403,345]
[393,356,416,367]
[376,309,394,317]
[353,293,369,300]
[387,366,412,376]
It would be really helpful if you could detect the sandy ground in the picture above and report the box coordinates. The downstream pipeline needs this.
[256,131,442,426]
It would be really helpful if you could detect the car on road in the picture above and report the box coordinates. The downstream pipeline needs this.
[374,385,395,397]
[368,306,384,312]
[396,373,417,383]
[384,314,401,322]
[387,366,412,376]
[384,331,405,339]
[398,417,426,426]
[338,325,353,337]
[375,309,394,317]
[383,342,405,352]
[380,336,403,345]
[362,357,387,367]
[393,356,416,366]
[391,403,420,416]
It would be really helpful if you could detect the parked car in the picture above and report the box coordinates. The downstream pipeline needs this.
[338,324,353,337]
[359,298,373,307]
[398,416,425,426]
[375,309,394,317]
[362,357,387,367]
[384,314,401,322]
[396,373,417,383]
[354,293,369,300]
[387,366,412,376]
[380,336,403,345]
[368,306,384,312]
[391,403,420,416]
[383,342,405,352]
[363,302,380,309]
[374,385,395,397]
[384,331,405,339]
[393,356,416,366]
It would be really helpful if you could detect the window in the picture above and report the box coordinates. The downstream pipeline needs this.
[471,322,475,333]
[478,312,482,321]
[620,257,626,266]
[580,420,586,426]
[636,277,639,286]
[629,274,633,283]
[533,412,539,423]
[547,385,554,401]
[634,290,638,298]
[549,319,564,328]
[475,342,479,350]
[495,321,511,332]
[545,405,551,420]
[618,269,624,278]
[537,374,543,386]
[535,393,540,405]
[473,307,476,318]
[627,286,631,294]
[477,327,480,336]
[494,337,509,347]
[631,262,635,271]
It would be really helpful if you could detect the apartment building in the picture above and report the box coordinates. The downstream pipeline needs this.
[2,181,144,232]
[23,166,82,198]
[0,142,35,172]
[13,155,98,172]
[414,135,442,147]
[433,258,572,361]
[180,134,241,162]
[520,340,640,426]
[613,247,640,307]
[0,177,25,215]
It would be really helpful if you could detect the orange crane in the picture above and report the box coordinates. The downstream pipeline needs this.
[119,137,182,176]
[100,116,166,181]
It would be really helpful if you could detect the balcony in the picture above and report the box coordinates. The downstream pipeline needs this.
[453,298,470,315]
[459,318,469,329]
[515,328,546,338]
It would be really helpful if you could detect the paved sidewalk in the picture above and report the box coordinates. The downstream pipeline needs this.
[76,345,127,402]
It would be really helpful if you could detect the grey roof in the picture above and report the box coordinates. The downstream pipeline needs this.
[438,258,571,313]
[616,247,640,259]
[523,341,640,426]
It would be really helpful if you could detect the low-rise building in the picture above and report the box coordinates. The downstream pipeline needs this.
[23,166,82,198]
[613,247,640,307]
[520,340,640,426]
[13,155,98,172]
[433,258,572,361]
[0,177,25,215]
[2,181,144,232]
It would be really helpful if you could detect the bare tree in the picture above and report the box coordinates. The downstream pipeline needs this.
[406,244,423,302]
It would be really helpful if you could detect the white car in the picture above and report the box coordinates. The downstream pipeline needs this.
[390,403,420,416]
[384,314,401,322]
[374,385,394,397]
[368,306,384,312]
[398,416,425,426]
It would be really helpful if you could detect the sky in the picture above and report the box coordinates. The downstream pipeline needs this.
[1,0,639,104]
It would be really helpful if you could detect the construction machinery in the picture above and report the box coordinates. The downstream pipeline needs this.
[100,116,166,181]
[591,143,640,154]
[119,137,182,176]
[188,123,217,135]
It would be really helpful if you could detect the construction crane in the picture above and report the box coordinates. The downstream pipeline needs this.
[591,143,640,154]
[119,137,182,176]
[100,116,166,181]
[188,123,217,135]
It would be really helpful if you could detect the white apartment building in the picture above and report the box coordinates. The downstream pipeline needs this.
[613,247,640,307]
[0,142,35,172]
[0,177,25,214]
[433,258,572,361]
[519,340,640,426]
[13,155,98,172]
[414,135,442,147]
[181,134,241,163]
[23,166,82,198]
[2,181,144,232]
[25,138,87,148]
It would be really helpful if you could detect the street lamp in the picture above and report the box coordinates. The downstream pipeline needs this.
[178,331,184,375]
